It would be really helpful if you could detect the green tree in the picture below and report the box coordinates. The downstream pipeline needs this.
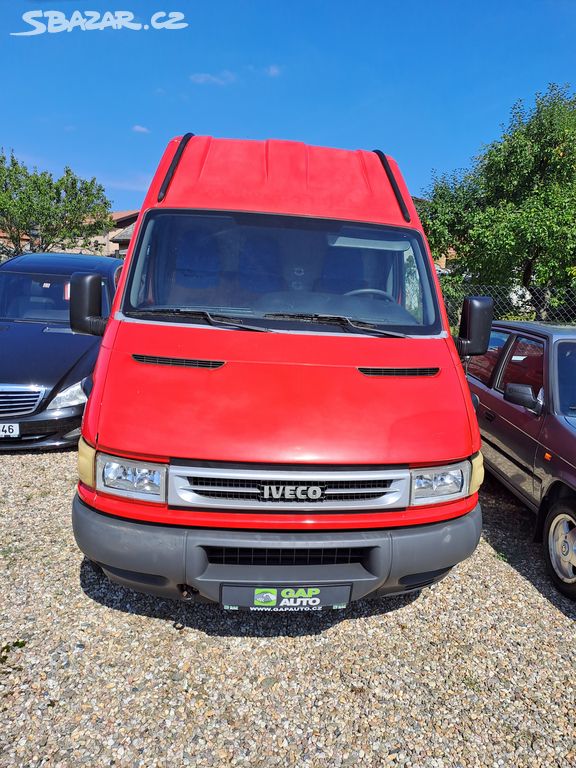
[419,84,576,314]
[0,151,113,259]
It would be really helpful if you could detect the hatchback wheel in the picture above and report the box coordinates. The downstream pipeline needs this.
[544,502,576,600]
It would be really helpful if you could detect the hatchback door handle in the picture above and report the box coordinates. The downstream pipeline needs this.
[484,410,495,422]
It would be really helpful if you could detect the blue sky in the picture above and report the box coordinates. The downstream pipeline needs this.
[1,0,576,210]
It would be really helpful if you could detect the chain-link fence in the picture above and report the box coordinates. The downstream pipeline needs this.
[439,278,576,330]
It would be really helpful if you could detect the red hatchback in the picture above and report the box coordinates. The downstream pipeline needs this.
[467,321,576,600]
[69,135,490,611]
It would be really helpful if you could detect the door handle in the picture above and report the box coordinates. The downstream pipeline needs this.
[484,410,496,422]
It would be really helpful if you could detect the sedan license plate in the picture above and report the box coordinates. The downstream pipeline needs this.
[222,584,351,612]
[0,423,19,438]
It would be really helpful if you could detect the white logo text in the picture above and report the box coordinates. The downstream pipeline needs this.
[11,10,188,36]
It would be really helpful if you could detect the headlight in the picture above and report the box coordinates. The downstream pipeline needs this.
[410,460,471,506]
[95,452,167,502]
[47,381,87,410]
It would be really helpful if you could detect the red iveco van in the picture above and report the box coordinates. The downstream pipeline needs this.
[70,134,492,611]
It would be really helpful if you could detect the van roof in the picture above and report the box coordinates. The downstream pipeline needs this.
[144,135,420,228]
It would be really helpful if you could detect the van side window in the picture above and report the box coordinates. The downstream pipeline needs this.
[498,337,545,397]
[467,330,509,385]
[403,250,424,323]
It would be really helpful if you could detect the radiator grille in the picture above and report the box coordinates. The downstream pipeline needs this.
[190,476,391,503]
[0,386,44,417]
[168,464,410,511]
[133,354,224,369]
[204,546,372,566]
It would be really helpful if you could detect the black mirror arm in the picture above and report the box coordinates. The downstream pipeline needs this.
[86,316,107,336]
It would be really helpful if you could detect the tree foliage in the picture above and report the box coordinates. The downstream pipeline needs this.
[418,84,576,294]
[0,151,113,258]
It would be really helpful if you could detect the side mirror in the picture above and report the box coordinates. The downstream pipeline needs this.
[504,383,543,414]
[70,272,107,336]
[456,296,493,356]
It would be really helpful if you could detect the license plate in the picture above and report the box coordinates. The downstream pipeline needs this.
[0,423,19,438]
[221,584,351,612]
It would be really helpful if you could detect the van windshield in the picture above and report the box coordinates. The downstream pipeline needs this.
[123,211,441,335]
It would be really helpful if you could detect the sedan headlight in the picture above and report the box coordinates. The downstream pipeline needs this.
[95,452,167,502]
[47,381,87,410]
[410,460,471,506]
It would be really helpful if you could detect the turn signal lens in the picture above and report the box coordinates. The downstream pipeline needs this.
[77,437,96,488]
[469,452,484,495]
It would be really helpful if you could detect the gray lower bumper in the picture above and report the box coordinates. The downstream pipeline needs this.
[72,495,482,604]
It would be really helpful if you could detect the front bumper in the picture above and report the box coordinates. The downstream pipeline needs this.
[73,495,482,604]
[0,406,83,451]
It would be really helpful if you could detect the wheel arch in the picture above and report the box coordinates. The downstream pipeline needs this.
[535,481,576,541]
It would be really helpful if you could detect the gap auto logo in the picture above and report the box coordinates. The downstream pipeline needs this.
[253,589,277,607]
[253,588,322,608]
[11,9,188,36]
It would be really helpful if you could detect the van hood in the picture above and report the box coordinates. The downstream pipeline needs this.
[95,322,474,465]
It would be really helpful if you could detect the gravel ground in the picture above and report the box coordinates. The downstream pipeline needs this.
[1,451,575,768]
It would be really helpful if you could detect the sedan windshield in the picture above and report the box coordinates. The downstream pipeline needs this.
[557,341,576,415]
[0,272,73,324]
[123,211,441,335]
[0,272,109,324]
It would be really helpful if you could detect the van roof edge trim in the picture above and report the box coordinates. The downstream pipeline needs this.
[157,133,195,202]
[373,150,411,223]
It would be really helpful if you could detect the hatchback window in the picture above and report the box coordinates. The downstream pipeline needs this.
[499,337,544,398]
[557,341,576,416]
[467,330,509,385]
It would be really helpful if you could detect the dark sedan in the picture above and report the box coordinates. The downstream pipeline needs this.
[467,321,576,599]
[0,253,122,450]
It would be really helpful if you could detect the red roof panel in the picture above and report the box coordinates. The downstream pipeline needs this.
[142,136,421,229]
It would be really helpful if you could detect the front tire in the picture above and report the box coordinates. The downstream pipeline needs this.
[543,502,576,600]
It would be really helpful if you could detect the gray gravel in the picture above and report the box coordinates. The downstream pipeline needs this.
[1,451,575,767]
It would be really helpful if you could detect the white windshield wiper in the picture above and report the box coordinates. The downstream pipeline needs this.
[263,312,407,338]
[128,308,272,333]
